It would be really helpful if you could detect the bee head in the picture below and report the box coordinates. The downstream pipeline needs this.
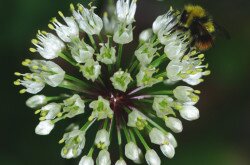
[180,5,207,28]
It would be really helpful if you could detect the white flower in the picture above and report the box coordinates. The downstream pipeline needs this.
[14,73,45,94]
[145,149,161,165]
[160,143,175,159]
[103,12,116,34]
[97,42,116,65]
[31,31,65,59]
[180,105,200,121]
[35,120,54,135]
[116,0,137,25]
[89,96,114,120]
[149,128,166,145]
[29,60,65,87]
[72,4,103,35]
[110,70,132,92]
[127,110,147,130]
[166,132,177,148]
[115,159,127,165]
[125,142,143,163]
[26,95,47,109]
[40,103,61,120]
[70,39,95,63]
[135,43,158,66]
[152,96,175,118]
[165,117,183,133]
[173,86,199,105]
[166,55,210,86]
[80,59,101,82]
[139,28,153,42]
[95,129,110,149]
[61,130,86,159]
[162,33,190,60]
[79,156,94,165]
[96,150,111,165]
[152,7,177,34]
[136,66,162,87]
[63,94,85,118]
[113,24,133,44]
[49,12,79,42]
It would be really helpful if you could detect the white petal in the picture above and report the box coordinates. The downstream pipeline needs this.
[149,128,166,145]
[96,150,111,165]
[180,105,200,121]
[166,133,177,148]
[160,144,175,159]
[79,156,94,165]
[35,120,54,135]
[145,149,161,165]
[115,159,127,165]
[26,95,47,108]
[165,117,183,133]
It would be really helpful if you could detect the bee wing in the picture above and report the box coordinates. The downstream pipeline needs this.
[214,22,231,39]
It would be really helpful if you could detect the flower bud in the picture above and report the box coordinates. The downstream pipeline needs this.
[165,117,183,133]
[160,143,175,159]
[35,120,54,135]
[125,142,143,163]
[96,150,111,165]
[180,105,199,121]
[145,149,161,165]
[79,156,94,165]
[26,95,47,109]
[115,159,127,165]
[149,128,166,145]
[139,29,153,42]
[166,132,177,148]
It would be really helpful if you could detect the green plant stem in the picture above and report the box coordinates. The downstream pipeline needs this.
[59,80,94,95]
[80,118,96,131]
[116,44,123,69]
[117,126,123,158]
[65,74,88,87]
[155,71,167,78]
[88,35,97,50]
[149,90,173,95]
[58,52,77,67]
[133,128,150,150]
[88,146,95,157]
[151,53,167,67]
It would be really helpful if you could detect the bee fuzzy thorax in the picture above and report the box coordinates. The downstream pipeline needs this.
[184,5,206,18]
[178,4,216,51]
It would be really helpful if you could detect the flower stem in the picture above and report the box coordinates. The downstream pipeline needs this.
[117,126,123,158]
[133,128,150,150]
[122,119,131,142]
[149,90,173,95]
[58,52,77,67]
[80,118,96,131]
[65,74,89,87]
[155,71,167,78]
[88,35,97,50]
[116,44,123,69]
[88,146,95,157]
[59,80,95,96]
[151,53,167,67]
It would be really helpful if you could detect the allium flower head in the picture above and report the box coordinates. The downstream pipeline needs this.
[15,1,214,164]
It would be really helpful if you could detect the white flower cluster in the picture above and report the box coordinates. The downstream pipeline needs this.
[14,1,213,165]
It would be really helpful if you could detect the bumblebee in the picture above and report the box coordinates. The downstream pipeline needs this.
[179,5,229,51]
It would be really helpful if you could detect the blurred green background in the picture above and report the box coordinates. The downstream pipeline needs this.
[0,0,250,165]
